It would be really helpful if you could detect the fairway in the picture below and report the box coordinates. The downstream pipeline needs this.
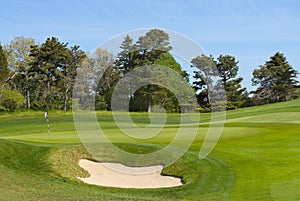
[0,100,300,200]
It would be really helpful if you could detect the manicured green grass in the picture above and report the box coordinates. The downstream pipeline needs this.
[0,100,300,200]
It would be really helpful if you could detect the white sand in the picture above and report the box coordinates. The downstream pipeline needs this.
[77,159,183,188]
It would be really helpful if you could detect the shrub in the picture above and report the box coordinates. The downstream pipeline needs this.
[0,89,24,111]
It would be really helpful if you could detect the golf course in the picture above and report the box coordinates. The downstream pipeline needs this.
[0,99,299,200]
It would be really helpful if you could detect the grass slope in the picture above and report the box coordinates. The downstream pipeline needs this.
[0,100,300,200]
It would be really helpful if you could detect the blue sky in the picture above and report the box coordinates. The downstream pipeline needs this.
[1,0,300,90]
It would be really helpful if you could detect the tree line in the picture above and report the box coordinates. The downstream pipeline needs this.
[0,30,299,112]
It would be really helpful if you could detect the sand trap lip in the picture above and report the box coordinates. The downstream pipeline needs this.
[77,159,183,189]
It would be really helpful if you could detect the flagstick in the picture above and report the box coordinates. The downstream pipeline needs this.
[45,111,50,135]
[47,118,50,135]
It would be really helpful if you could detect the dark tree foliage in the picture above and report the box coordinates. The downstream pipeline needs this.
[115,35,136,73]
[216,55,249,109]
[192,54,249,111]
[2,33,297,112]
[114,29,186,113]
[216,55,238,90]
[0,44,9,85]
[252,52,298,104]
[28,37,86,110]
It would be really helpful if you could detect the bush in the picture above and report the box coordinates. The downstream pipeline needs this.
[0,90,24,111]
[195,106,211,113]
[95,95,108,110]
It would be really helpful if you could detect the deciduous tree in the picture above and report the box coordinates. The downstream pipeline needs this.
[191,54,217,105]
[5,36,35,108]
[0,43,10,103]
[0,44,9,87]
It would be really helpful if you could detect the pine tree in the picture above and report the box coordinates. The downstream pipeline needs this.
[115,35,136,73]
[252,52,298,104]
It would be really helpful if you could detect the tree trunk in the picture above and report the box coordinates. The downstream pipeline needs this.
[47,80,50,91]
[64,88,69,111]
[0,84,5,101]
[147,85,151,113]
[27,90,30,109]
[205,71,211,104]
[64,97,67,111]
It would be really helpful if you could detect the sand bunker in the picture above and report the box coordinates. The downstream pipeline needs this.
[77,159,183,188]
